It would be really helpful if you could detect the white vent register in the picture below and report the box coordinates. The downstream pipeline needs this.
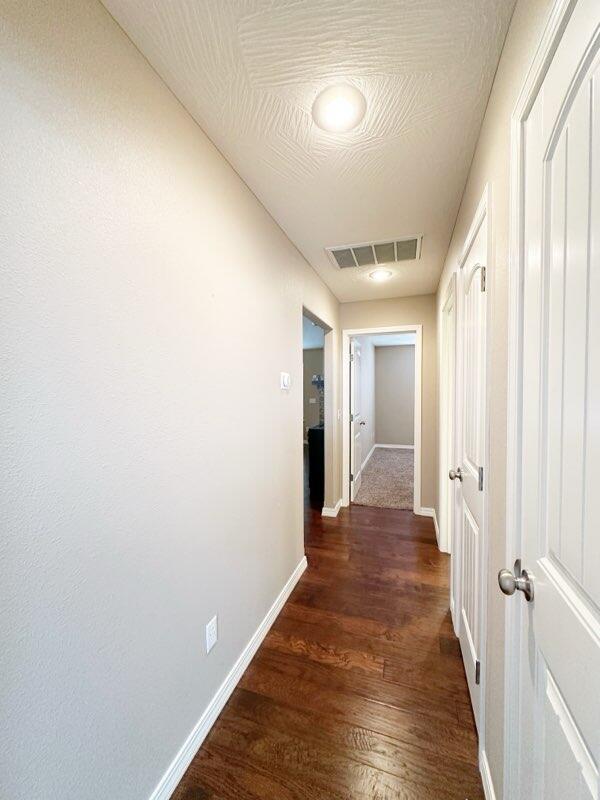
[326,236,422,269]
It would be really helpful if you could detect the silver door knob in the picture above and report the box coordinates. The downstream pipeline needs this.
[448,467,462,481]
[498,561,534,602]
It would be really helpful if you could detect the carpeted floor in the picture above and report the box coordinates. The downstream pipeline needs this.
[353,447,414,510]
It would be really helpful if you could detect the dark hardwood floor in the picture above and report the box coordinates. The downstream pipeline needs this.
[171,503,483,800]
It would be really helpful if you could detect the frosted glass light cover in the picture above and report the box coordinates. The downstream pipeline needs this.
[312,85,367,133]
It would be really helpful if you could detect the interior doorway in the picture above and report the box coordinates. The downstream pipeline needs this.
[302,313,326,514]
[342,325,422,514]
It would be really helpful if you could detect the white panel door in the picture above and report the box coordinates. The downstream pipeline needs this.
[513,2,600,797]
[350,341,362,499]
[456,207,488,728]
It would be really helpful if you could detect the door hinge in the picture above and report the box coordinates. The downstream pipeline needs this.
[349,353,354,362]
[350,473,354,482]
[350,413,354,422]
[478,466,484,491]
[475,660,481,685]
[480,265,486,292]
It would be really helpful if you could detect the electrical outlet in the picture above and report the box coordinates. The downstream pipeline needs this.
[205,615,218,654]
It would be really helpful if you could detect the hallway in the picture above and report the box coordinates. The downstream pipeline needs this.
[171,506,483,800]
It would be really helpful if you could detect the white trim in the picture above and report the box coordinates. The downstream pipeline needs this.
[342,325,422,514]
[480,750,497,800]
[504,2,576,798]
[439,274,456,556]
[361,443,376,470]
[321,499,342,517]
[450,594,457,633]
[374,443,414,450]
[417,506,440,542]
[149,556,307,800]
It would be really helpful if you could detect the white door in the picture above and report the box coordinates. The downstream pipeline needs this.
[350,340,362,499]
[509,2,600,797]
[454,199,488,728]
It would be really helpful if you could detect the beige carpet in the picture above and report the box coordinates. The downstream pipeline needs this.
[353,447,414,510]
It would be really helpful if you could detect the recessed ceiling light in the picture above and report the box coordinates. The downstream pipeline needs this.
[369,268,393,282]
[312,84,366,133]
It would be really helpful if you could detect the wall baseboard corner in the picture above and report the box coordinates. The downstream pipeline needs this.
[415,507,442,548]
[416,505,435,518]
[149,556,307,800]
[480,750,497,800]
[361,444,376,471]
[321,499,342,518]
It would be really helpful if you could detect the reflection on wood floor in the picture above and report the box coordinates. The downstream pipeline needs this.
[171,503,483,800]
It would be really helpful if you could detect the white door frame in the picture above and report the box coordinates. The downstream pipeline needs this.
[440,274,457,556]
[341,325,423,514]
[302,306,334,512]
[504,1,578,797]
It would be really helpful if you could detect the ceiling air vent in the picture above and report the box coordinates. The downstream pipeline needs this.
[326,236,422,269]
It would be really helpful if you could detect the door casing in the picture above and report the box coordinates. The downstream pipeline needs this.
[341,325,424,516]
[440,274,457,558]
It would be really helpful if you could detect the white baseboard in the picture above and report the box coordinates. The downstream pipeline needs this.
[321,498,342,517]
[361,444,376,471]
[149,556,308,800]
[450,595,457,632]
[416,506,441,545]
[416,505,435,518]
[375,443,414,450]
[479,749,497,800]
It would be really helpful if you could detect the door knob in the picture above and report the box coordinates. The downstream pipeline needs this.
[359,421,366,426]
[498,561,534,602]
[448,467,462,481]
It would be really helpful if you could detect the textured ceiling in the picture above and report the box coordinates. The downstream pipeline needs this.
[103,0,515,302]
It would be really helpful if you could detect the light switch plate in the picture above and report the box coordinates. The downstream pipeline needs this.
[280,372,291,390]
[205,615,218,654]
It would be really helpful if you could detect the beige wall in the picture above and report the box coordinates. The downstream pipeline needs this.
[1,1,340,798]
[375,346,415,446]
[302,348,323,437]
[340,295,438,511]
[435,0,554,794]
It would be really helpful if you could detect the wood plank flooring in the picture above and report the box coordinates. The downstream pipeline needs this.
[171,504,483,800]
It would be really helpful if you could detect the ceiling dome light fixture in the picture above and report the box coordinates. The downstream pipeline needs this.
[369,268,393,282]
[312,84,367,133]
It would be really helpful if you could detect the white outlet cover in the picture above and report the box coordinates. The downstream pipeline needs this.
[309,397,316,404]
[280,372,291,390]
[205,615,218,654]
